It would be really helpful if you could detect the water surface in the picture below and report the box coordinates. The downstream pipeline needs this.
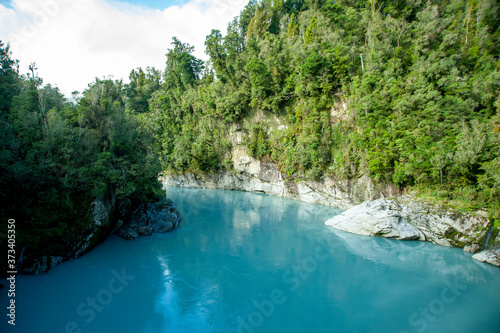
[1,187,500,333]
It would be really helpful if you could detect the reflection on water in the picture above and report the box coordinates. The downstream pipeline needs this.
[1,187,499,333]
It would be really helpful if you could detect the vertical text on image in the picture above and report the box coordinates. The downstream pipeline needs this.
[6,218,17,326]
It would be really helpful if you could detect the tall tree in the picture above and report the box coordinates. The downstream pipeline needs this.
[164,37,204,90]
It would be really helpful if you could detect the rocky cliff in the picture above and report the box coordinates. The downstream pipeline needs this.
[162,146,402,210]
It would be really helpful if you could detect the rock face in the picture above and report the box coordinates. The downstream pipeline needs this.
[473,233,500,266]
[20,256,64,275]
[19,196,181,274]
[325,197,499,267]
[325,199,425,241]
[19,194,118,275]
[116,199,181,240]
[162,146,402,210]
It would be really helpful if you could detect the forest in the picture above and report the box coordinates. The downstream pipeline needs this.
[1,0,499,265]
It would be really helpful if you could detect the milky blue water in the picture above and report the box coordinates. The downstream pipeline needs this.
[2,187,500,333]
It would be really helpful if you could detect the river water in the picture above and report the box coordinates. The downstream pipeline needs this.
[1,187,500,333]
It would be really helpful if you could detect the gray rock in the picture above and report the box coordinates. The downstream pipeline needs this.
[117,198,132,219]
[135,225,153,236]
[116,199,181,240]
[21,256,65,275]
[113,219,124,233]
[324,196,499,267]
[325,199,425,240]
[118,227,139,240]
[91,194,116,227]
[18,194,182,275]
[472,250,500,266]
[161,146,402,211]
[473,232,500,266]
[464,244,481,253]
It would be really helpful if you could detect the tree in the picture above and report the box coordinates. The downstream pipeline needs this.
[0,41,19,118]
[126,67,162,113]
[205,29,227,82]
[164,37,204,90]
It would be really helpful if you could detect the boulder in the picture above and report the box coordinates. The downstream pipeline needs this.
[463,243,481,254]
[325,196,499,267]
[472,250,500,267]
[116,198,181,239]
[325,199,424,240]
[118,227,139,240]
[473,233,500,267]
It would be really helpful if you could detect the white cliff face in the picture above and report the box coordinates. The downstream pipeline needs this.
[161,146,401,210]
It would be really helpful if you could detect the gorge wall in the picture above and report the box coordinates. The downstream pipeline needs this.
[161,146,403,211]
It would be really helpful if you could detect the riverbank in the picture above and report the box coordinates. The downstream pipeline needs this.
[161,147,500,267]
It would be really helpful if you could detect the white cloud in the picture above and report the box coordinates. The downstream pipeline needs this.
[0,0,248,96]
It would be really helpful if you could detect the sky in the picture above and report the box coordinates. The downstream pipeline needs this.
[0,0,248,97]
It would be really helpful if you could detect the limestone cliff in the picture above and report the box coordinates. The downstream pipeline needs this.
[162,146,402,210]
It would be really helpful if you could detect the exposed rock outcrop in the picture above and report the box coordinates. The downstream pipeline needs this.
[19,194,117,275]
[20,256,64,275]
[116,199,181,240]
[324,199,425,241]
[473,233,500,266]
[19,196,181,274]
[162,146,402,210]
[325,197,499,267]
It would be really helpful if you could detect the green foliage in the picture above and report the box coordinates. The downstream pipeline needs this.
[248,125,271,159]
[304,15,317,44]
[164,37,204,90]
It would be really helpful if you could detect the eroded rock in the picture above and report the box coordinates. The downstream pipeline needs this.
[325,196,498,267]
[325,199,425,240]
[116,199,181,240]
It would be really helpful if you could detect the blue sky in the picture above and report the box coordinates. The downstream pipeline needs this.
[2,0,188,10]
[1,0,13,9]
[123,0,187,9]
[0,0,248,96]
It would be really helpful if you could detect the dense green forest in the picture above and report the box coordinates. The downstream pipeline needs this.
[1,0,500,267]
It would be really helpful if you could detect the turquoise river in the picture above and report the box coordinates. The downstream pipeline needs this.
[1,187,500,333]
